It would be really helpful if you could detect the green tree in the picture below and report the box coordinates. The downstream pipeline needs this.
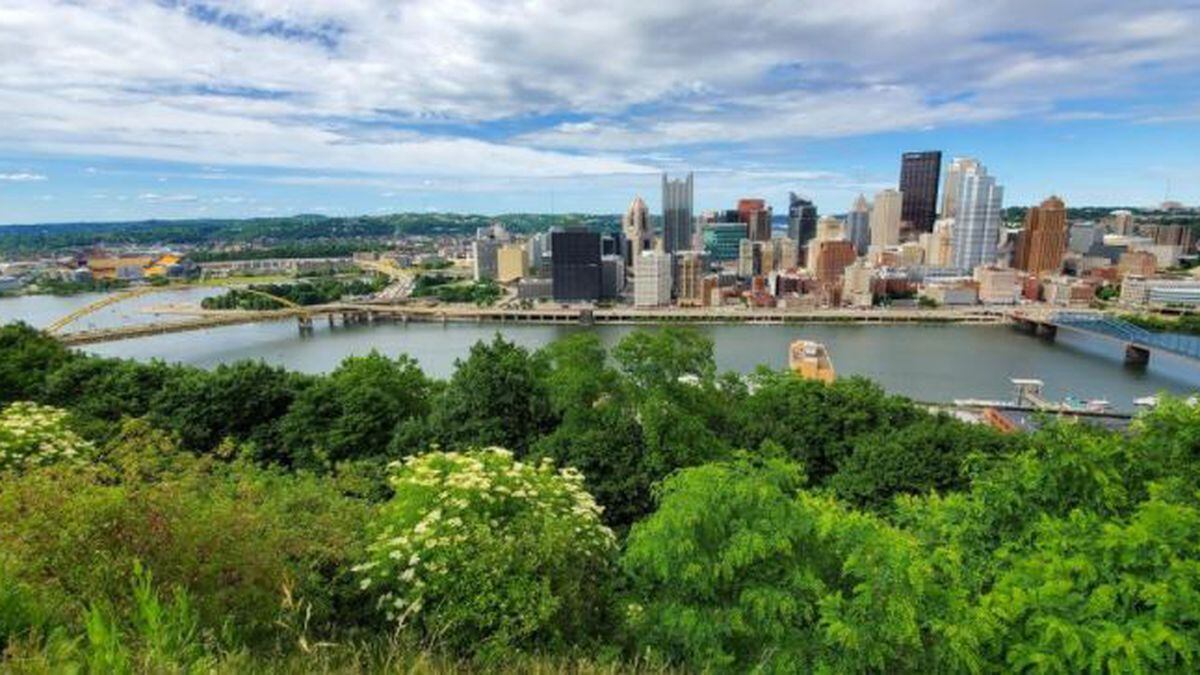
[43,357,182,440]
[0,323,73,404]
[279,352,431,468]
[611,326,716,391]
[980,490,1200,672]
[735,371,922,483]
[831,414,1016,511]
[148,361,311,455]
[622,457,962,673]
[430,336,555,454]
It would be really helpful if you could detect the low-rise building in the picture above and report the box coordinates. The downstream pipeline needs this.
[1118,250,1158,278]
[975,265,1020,304]
[841,261,875,308]
[1121,277,1200,308]
[921,279,978,306]
[1043,276,1096,307]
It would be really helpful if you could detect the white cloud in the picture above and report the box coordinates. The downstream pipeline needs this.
[0,0,1196,174]
[137,192,199,203]
[0,172,47,181]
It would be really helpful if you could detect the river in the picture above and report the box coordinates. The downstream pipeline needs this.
[3,289,1199,410]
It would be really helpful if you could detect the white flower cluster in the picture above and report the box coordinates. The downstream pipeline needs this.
[354,447,616,625]
[0,401,92,472]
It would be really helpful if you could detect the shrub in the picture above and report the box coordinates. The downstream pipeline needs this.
[356,448,617,656]
[0,401,92,472]
[622,457,955,673]
[0,425,371,646]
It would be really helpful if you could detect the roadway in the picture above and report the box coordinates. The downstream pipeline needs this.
[56,302,1010,345]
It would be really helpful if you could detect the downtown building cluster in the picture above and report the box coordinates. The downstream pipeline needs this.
[468,154,1200,311]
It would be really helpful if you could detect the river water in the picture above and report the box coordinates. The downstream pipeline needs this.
[3,290,1198,410]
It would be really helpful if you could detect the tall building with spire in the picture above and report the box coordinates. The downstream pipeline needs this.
[1013,195,1068,275]
[846,194,871,255]
[941,157,981,219]
[869,188,903,249]
[899,151,942,233]
[622,196,652,266]
[950,162,1004,272]
[661,173,694,254]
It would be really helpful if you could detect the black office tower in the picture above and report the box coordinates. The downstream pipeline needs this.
[787,193,817,244]
[787,193,817,265]
[551,228,601,301]
[899,151,942,233]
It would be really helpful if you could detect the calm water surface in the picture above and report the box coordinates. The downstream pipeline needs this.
[4,291,1198,410]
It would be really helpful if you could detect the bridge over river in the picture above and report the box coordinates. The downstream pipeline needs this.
[1012,310,1200,367]
[49,287,1008,346]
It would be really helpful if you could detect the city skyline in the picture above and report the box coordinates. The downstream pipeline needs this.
[1,1,1199,223]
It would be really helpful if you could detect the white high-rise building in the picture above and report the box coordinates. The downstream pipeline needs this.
[950,163,1004,272]
[941,157,981,220]
[634,251,673,307]
[869,189,903,249]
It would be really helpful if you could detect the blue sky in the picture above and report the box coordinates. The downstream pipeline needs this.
[1,0,1199,224]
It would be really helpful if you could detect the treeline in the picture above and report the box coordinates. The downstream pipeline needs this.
[2,322,1199,671]
[1124,312,1200,336]
[410,275,502,305]
[0,212,620,256]
[200,277,387,309]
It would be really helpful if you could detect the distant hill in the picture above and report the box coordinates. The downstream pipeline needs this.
[0,212,622,255]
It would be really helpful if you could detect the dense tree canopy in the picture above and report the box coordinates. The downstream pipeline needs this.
[4,320,1200,672]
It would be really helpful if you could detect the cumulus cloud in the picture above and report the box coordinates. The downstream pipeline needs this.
[0,0,1196,178]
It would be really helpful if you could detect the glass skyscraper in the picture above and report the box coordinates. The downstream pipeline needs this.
[661,172,694,254]
[950,163,1004,272]
[899,151,942,233]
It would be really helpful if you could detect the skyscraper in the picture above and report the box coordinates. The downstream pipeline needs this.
[738,198,772,241]
[661,173,694,254]
[622,196,651,265]
[899,151,942,233]
[1013,195,1068,275]
[941,157,981,219]
[787,193,818,245]
[551,228,601,301]
[869,188,903,249]
[950,163,1004,272]
[846,194,871,255]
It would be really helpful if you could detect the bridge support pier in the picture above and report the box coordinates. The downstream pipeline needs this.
[1125,344,1150,367]
[1034,322,1057,340]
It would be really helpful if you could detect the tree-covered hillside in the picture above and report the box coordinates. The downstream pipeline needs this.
[2,322,1199,672]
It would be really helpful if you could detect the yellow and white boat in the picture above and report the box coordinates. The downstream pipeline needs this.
[788,340,836,383]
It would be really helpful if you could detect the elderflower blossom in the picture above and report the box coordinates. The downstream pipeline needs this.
[0,402,92,472]
[354,447,616,627]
